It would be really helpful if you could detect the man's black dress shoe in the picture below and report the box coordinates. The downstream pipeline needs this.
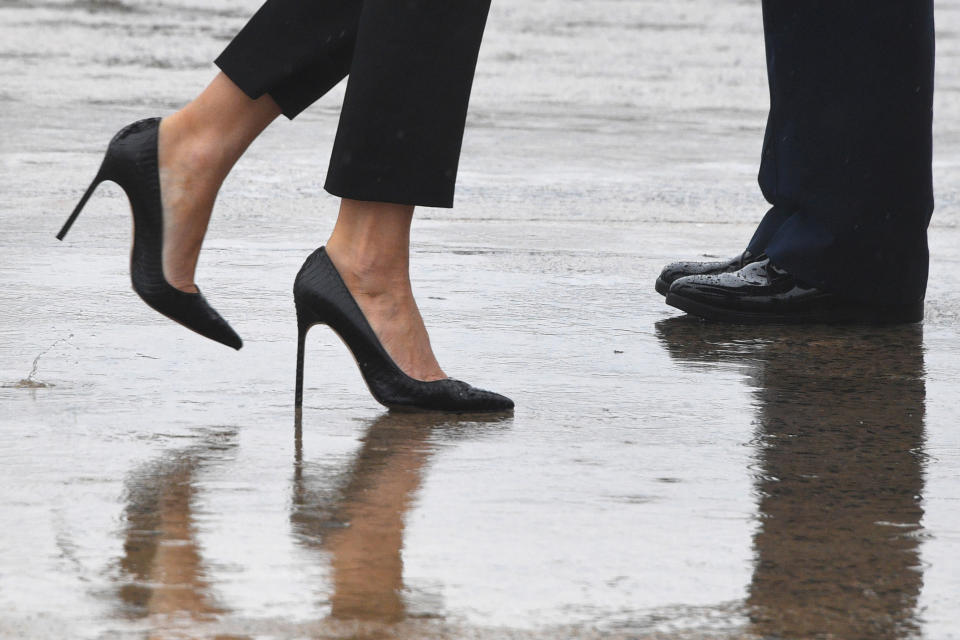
[655,250,762,296]
[665,258,924,324]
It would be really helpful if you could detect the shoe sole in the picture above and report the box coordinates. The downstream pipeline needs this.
[665,292,924,325]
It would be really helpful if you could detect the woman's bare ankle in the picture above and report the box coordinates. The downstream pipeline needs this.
[324,202,446,381]
[325,242,410,297]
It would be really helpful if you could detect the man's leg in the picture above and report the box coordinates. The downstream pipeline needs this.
[759,0,935,305]
[666,0,935,322]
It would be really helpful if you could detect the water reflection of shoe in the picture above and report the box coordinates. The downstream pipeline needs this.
[293,247,514,412]
[57,118,242,350]
[655,249,761,296]
[666,257,924,324]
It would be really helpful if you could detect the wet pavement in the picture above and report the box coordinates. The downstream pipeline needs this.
[2,0,960,638]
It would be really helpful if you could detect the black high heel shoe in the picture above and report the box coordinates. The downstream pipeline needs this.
[293,247,514,412]
[57,118,242,350]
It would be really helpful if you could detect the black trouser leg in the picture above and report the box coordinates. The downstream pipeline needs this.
[215,0,362,119]
[323,0,491,208]
[754,0,935,305]
[215,0,491,208]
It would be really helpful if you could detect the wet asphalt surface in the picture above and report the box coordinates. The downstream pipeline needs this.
[2,0,960,638]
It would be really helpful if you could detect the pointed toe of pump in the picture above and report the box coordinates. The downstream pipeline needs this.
[452,381,514,413]
[486,391,515,412]
[211,321,243,351]
[480,392,514,412]
[133,283,244,351]
[174,293,243,350]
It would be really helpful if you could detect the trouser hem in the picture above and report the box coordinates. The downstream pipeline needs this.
[324,176,455,209]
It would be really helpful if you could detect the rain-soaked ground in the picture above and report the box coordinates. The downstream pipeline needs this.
[2,0,960,638]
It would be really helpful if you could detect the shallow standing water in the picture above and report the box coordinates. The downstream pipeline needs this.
[2,0,960,638]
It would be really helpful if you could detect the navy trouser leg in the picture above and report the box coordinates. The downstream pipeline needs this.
[755,0,935,305]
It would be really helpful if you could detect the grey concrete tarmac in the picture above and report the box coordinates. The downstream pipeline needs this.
[2,0,960,638]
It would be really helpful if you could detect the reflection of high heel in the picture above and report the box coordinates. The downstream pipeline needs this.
[293,247,513,412]
[57,118,242,350]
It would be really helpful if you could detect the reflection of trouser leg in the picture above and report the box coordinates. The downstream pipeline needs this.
[754,0,934,304]
[215,0,492,208]
[747,330,925,637]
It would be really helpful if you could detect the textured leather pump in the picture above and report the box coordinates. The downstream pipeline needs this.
[293,247,514,412]
[57,118,242,350]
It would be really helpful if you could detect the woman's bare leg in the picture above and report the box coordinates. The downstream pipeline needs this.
[325,200,446,381]
[157,75,444,380]
[158,72,282,293]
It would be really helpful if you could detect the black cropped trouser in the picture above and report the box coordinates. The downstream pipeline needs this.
[747,0,935,305]
[215,0,492,208]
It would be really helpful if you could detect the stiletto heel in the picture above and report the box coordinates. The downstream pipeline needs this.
[57,118,242,350]
[57,169,105,240]
[292,247,513,413]
[294,303,316,408]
